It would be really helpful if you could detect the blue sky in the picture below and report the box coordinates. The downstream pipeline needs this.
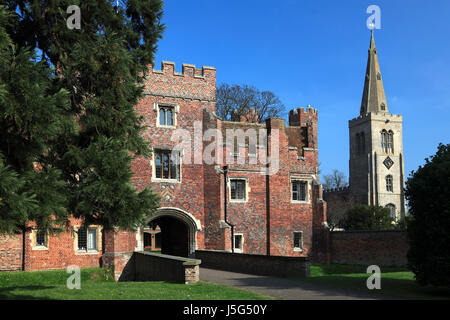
[153,0,450,180]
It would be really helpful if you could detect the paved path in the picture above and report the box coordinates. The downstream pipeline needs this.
[200,268,392,300]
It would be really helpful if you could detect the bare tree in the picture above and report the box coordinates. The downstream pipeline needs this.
[322,169,349,190]
[216,83,285,122]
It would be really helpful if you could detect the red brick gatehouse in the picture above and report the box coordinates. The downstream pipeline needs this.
[0,61,328,275]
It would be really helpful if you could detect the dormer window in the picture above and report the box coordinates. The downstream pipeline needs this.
[380,103,386,111]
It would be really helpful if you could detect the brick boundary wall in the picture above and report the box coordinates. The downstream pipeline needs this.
[134,251,201,284]
[0,234,23,271]
[195,250,310,278]
[329,230,408,267]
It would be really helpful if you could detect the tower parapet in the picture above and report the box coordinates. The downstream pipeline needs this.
[349,112,402,127]
[144,61,216,102]
[289,105,318,127]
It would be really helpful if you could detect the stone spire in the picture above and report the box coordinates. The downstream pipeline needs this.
[360,30,389,115]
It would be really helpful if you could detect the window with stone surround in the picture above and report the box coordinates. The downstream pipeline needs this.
[234,234,244,253]
[36,231,46,247]
[291,180,308,202]
[156,103,177,128]
[74,226,101,252]
[386,175,393,192]
[31,229,48,250]
[230,179,247,201]
[154,150,181,182]
[381,130,394,154]
[387,130,394,153]
[386,204,396,219]
[293,232,303,252]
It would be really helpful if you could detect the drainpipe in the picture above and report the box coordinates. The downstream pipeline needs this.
[265,123,271,256]
[222,166,235,253]
[21,225,26,271]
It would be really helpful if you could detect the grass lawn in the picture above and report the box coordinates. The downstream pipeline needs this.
[0,268,273,300]
[294,264,450,300]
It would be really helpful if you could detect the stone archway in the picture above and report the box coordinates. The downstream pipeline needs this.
[146,208,201,258]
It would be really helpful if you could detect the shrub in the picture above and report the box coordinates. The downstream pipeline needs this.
[342,205,395,231]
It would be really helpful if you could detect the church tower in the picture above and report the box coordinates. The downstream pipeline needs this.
[348,31,406,220]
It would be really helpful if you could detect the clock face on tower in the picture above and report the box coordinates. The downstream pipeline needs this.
[383,156,394,170]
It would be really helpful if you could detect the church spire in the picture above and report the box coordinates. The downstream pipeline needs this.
[360,30,389,115]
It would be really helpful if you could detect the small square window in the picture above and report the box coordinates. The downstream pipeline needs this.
[293,232,303,251]
[36,231,46,247]
[234,234,243,253]
[230,179,246,201]
[292,180,307,202]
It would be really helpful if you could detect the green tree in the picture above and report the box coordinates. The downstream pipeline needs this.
[405,143,450,287]
[2,1,164,232]
[0,6,71,234]
[342,205,395,231]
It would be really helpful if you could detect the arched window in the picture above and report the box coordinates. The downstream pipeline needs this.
[387,130,394,153]
[386,175,393,192]
[385,204,396,219]
[381,130,388,153]
[381,130,394,154]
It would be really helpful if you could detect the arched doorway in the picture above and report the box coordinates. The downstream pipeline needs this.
[146,208,201,258]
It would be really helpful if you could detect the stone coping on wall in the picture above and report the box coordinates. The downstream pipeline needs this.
[330,229,405,234]
[137,251,201,266]
[196,249,310,262]
[195,250,310,278]
[134,251,201,284]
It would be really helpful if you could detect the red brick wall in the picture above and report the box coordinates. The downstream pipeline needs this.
[24,218,103,271]
[330,230,408,267]
[132,62,327,258]
[0,234,22,271]
[0,61,328,272]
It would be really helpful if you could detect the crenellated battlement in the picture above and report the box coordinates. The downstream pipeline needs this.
[323,186,351,194]
[349,112,403,126]
[145,61,216,102]
[150,61,216,79]
[289,105,318,126]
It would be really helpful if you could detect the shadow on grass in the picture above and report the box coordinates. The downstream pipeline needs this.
[0,286,56,300]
